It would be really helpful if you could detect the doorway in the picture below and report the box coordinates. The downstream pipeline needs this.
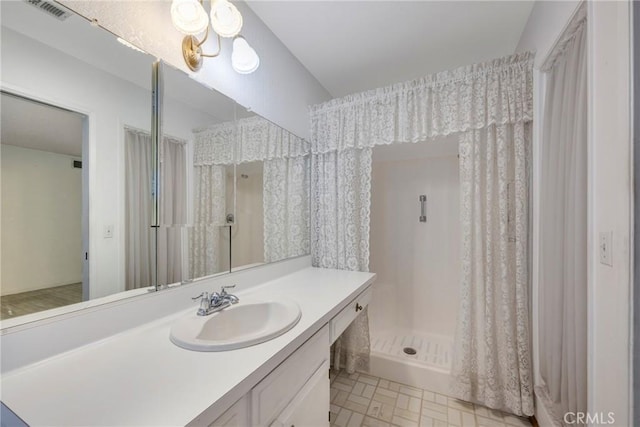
[0,91,89,319]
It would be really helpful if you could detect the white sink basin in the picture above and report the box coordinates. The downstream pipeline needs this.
[170,298,302,351]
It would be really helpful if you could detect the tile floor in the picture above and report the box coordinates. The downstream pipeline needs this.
[329,370,531,427]
[0,283,82,320]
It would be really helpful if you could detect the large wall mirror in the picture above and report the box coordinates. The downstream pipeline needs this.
[0,0,311,326]
[0,0,156,321]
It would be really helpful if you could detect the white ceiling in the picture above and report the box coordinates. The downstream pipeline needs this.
[247,1,534,97]
[1,93,84,157]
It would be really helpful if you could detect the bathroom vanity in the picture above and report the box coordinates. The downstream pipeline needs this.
[0,261,375,426]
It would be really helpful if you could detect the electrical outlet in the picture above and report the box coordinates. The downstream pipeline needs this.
[599,231,613,266]
[104,225,114,239]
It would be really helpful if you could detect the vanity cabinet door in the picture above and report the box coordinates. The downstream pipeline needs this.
[252,326,329,426]
[208,395,249,427]
[270,361,330,427]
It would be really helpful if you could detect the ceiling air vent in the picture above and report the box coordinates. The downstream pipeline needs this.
[23,0,73,21]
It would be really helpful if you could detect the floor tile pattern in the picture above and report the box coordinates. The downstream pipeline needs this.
[0,283,82,320]
[329,371,531,427]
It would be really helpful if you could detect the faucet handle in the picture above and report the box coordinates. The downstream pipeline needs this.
[192,292,209,302]
[209,291,226,307]
[220,285,236,296]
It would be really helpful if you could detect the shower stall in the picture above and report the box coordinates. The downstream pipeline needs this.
[311,51,534,414]
[367,136,460,395]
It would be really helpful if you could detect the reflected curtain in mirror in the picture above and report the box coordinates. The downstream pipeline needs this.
[157,136,187,286]
[193,115,310,272]
[191,122,233,278]
[125,128,187,290]
[125,129,154,290]
[235,115,310,263]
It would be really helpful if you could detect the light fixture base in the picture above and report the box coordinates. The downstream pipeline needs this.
[182,35,203,71]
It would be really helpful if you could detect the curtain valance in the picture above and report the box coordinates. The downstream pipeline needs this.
[194,116,309,166]
[310,51,534,154]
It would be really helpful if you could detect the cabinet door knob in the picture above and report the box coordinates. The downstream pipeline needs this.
[355,303,363,312]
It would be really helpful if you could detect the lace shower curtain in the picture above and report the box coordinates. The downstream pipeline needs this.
[450,123,533,416]
[263,155,310,263]
[311,147,372,372]
[310,52,533,401]
[536,5,587,424]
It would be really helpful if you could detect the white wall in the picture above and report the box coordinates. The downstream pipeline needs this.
[1,145,82,295]
[369,140,460,338]
[58,1,332,140]
[588,2,632,425]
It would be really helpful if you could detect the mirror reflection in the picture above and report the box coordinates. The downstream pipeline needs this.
[231,113,310,270]
[160,62,238,284]
[1,0,155,320]
[161,64,311,282]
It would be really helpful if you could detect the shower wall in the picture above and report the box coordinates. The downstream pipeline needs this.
[231,162,264,269]
[369,139,460,341]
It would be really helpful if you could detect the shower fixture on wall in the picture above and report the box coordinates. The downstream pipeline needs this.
[419,195,427,222]
[170,0,259,74]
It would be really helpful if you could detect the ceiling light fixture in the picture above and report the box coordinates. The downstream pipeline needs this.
[171,0,258,74]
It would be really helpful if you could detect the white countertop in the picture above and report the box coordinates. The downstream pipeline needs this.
[0,267,375,426]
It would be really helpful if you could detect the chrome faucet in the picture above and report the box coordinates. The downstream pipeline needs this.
[220,285,239,304]
[192,285,239,316]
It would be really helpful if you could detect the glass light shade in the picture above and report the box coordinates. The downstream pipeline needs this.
[171,0,209,35]
[210,0,243,38]
[232,37,259,74]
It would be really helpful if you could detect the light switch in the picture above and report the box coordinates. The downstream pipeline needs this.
[104,225,114,239]
[599,231,613,266]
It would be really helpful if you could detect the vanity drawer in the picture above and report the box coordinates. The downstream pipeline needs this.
[330,286,373,344]
[251,325,330,426]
